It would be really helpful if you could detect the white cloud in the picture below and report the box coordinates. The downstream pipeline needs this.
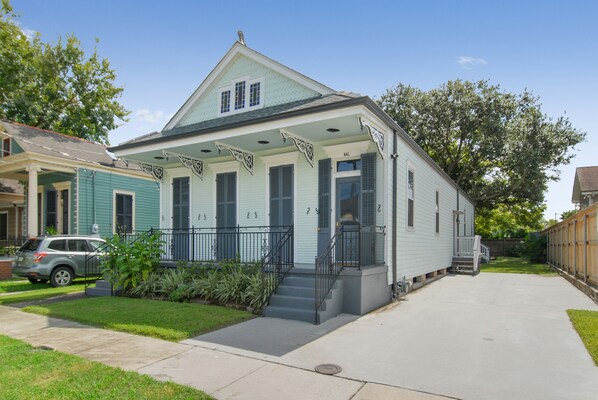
[457,56,488,69]
[134,109,169,124]
[14,21,37,40]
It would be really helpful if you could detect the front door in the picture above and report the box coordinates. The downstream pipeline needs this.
[172,177,190,260]
[336,176,360,265]
[269,165,293,257]
[216,172,237,260]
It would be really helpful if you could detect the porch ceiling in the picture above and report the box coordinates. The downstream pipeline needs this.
[120,113,371,165]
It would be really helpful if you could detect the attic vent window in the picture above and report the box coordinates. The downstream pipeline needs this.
[219,76,264,115]
[220,90,231,113]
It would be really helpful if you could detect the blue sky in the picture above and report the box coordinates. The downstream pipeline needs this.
[11,0,598,221]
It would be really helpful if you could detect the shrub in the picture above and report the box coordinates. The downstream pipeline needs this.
[101,231,164,291]
[519,232,547,263]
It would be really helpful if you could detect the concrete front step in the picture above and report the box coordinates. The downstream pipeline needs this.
[276,285,314,297]
[283,276,315,288]
[264,305,315,323]
[269,294,315,309]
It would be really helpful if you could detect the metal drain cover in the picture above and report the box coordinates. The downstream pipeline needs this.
[315,363,342,375]
[33,345,55,351]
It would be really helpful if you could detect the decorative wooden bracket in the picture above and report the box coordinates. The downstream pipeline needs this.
[163,151,203,180]
[280,129,314,167]
[215,142,254,175]
[137,162,164,181]
[359,117,385,159]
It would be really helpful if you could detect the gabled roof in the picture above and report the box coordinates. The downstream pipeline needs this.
[572,166,598,202]
[0,120,136,170]
[163,41,336,131]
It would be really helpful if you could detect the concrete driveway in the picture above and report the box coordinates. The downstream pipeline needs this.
[185,273,598,400]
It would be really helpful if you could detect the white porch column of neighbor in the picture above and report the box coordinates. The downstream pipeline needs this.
[26,166,40,237]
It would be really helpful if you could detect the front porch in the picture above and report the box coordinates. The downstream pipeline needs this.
[119,224,387,323]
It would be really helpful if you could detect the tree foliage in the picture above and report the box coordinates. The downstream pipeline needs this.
[378,80,585,235]
[378,80,585,212]
[475,202,545,238]
[0,1,128,143]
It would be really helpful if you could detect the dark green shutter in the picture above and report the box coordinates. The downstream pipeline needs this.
[318,159,331,229]
[317,159,331,255]
[361,153,376,227]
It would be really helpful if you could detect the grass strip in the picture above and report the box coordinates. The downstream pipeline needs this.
[567,309,598,366]
[481,257,555,275]
[24,296,254,342]
[0,335,211,399]
[0,278,91,293]
[0,284,87,305]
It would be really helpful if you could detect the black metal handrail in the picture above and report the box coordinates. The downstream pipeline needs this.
[261,225,294,309]
[315,224,385,324]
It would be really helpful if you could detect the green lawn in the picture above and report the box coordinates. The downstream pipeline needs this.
[0,335,211,400]
[23,296,254,342]
[567,309,598,366]
[480,257,555,275]
[0,281,89,305]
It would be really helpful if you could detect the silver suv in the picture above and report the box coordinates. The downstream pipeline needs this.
[13,236,106,287]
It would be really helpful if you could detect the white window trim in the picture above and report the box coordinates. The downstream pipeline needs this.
[262,151,298,227]
[53,182,71,235]
[218,75,265,116]
[113,189,136,234]
[210,162,239,226]
[406,162,416,231]
[37,185,44,236]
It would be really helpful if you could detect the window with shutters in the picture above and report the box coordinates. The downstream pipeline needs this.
[407,168,415,228]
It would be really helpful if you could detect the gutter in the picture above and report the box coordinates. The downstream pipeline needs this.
[392,129,398,300]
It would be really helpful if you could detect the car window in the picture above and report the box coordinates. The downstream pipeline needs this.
[68,240,89,252]
[47,239,67,251]
[19,239,41,252]
[88,240,105,251]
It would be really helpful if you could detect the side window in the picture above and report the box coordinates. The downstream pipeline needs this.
[68,239,89,252]
[435,190,440,234]
[407,169,415,228]
[48,239,66,251]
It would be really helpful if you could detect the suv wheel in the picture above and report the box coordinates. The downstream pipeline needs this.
[28,278,49,284]
[51,267,73,287]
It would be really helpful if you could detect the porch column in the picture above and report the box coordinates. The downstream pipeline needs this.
[26,166,40,237]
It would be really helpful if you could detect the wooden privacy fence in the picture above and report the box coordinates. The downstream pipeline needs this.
[543,202,598,293]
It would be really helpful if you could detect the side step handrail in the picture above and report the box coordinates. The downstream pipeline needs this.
[314,225,345,324]
[261,225,294,309]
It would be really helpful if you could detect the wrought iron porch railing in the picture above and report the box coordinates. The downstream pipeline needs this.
[315,225,385,324]
[125,225,293,264]
[261,225,294,308]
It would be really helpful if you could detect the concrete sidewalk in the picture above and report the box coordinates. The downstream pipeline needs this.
[0,305,449,400]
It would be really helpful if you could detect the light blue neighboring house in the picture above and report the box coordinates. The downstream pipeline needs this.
[0,120,160,239]
[110,39,479,323]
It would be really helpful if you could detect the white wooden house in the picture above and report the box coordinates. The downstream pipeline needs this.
[110,40,478,323]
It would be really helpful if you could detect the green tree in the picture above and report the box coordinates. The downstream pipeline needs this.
[560,209,577,220]
[378,80,585,232]
[476,202,545,238]
[0,1,128,143]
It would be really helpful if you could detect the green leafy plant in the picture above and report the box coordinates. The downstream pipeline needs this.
[45,225,58,235]
[518,233,547,263]
[100,231,164,292]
